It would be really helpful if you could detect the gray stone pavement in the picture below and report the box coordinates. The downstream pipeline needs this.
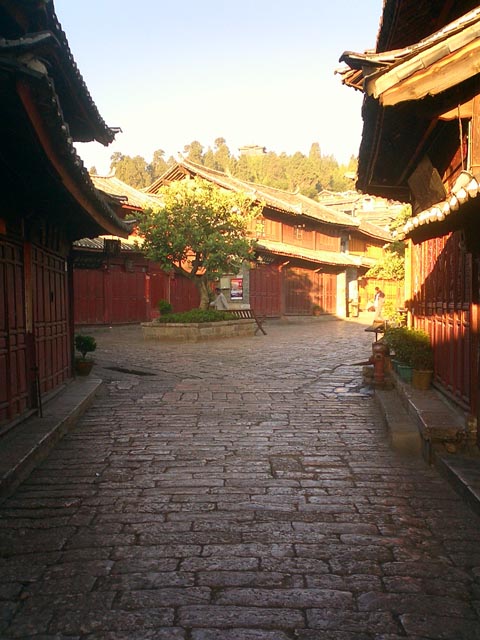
[1,316,480,639]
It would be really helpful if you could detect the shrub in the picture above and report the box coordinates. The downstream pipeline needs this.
[382,301,407,326]
[157,299,173,315]
[155,309,232,324]
[383,327,433,368]
[383,326,410,360]
[408,330,434,370]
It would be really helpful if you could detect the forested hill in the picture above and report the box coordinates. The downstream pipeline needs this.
[93,138,358,198]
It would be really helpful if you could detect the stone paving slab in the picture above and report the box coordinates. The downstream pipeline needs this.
[1,319,480,639]
[0,377,102,504]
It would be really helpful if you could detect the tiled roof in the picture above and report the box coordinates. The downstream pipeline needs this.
[43,3,120,144]
[337,1,480,200]
[0,2,129,240]
[400,171,480,240]
[339,6,480,106]
[148,160,391,242]
[357,219,391,242]
[73,237,135,251]
[256,240,377,269]
[90,174,163,210]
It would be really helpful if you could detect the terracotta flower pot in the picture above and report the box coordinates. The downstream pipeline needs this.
[75,359,94,376]
[412,369,433,390]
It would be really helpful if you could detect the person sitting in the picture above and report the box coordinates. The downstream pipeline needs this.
[210,287,229,310]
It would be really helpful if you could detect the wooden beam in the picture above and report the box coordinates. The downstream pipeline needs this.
[376,38,480,106]
[470,96,480,173]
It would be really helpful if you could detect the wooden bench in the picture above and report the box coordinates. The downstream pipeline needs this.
[224,308,267,335]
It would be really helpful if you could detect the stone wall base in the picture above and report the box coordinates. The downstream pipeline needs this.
[141,319,256,342]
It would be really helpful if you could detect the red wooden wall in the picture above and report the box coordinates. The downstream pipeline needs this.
[249,263,337,317]
[410,232,475,413]
[0,238,28,424]
[1,237,71,427]
[32,245,70,395]
[74,260,200,325]
[249,265,282,317]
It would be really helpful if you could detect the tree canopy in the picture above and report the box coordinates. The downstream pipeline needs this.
[365,204,412,281]
[110,150,171,187]
[109,139,357,197]
[136,177,261,308]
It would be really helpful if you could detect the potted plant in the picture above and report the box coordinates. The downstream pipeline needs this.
[74,334,97,375]
[383,326,415,382]
[410,334,434,390]
[383,326,410,372]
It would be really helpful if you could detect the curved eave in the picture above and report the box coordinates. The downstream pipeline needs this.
[255,239,373,268]
[149,159,361,229]
[0,4,118,145]
[4,62,129,240]
[44,4,118,144]
[401,171,480,241]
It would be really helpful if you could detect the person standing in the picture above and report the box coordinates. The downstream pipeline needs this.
[210,287,229,310]
[373,286,385,321]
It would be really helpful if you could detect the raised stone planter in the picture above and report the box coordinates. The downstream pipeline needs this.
[141,319,256,342]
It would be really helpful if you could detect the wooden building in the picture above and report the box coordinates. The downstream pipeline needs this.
[339,0,480,444]
[0,2,129,429]
[147,160,391,318]
[73,174,199,325]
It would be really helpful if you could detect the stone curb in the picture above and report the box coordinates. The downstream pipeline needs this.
[375,372,480,516]
[0,377,102,504]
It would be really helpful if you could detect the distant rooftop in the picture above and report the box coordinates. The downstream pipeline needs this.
[238,145,267,156]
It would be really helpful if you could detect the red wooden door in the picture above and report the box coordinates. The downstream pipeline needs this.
[284,267,312,314]
[411,233,473,411]
[32,245,70,395]
[315,271,337,314]
[284,267,337,315]
[110,265,147,323]
[74,269,106,325]
[249,265,282,317]
[0,238,28,425]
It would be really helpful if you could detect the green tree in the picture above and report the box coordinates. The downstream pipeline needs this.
[137,177,261,308]
[148,149,169,182]
[110,153,150,188]
[183,140,204,164]
[365,205,412,281]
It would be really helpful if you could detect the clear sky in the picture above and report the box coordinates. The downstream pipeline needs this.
[54,0,383,175]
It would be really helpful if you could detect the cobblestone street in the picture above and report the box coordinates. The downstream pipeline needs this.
[1,318,480,639]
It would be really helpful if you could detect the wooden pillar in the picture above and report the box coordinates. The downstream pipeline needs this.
[469,96,480,445]
[23,239,37,408]
[404,239,413,328]
[145,273,151,321]
[67,253,75,376]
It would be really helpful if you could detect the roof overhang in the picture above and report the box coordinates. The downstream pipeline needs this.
[255,239,377,269]
[338,5,480,201]
[400,170,480,242]
[0,2,120,144]
[0,59,129,240]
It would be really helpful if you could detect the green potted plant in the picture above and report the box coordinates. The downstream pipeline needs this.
[383,326,415,382]
[383,326,410,370]
[410,333,434,390]
[74,334,97,375]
